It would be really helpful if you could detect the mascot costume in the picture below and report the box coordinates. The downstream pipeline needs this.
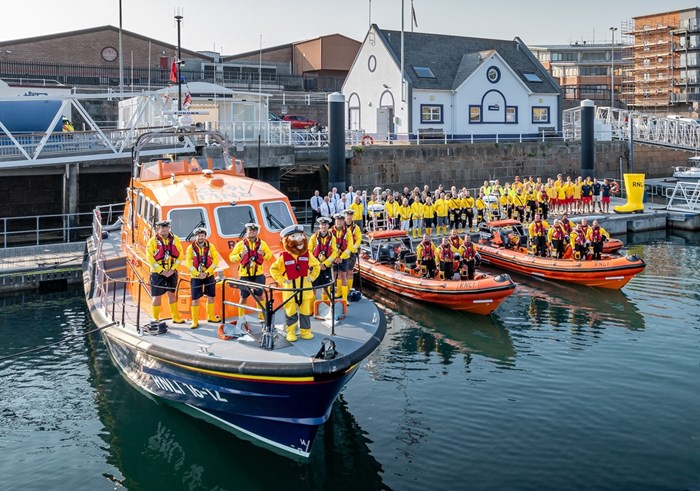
[270,225,320,342]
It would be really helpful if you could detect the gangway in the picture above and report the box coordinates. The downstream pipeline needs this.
[666,180,700,214]
[563,105,700,152]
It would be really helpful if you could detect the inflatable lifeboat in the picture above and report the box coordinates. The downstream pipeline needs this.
[474,219,645,289]
[357,230,516,315]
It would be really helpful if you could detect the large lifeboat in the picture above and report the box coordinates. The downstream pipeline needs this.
[82,123,385,459]
[474,219,646,289]
[357,230,516,315]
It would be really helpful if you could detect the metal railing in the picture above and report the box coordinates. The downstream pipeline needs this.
[1,211,94,248]
[666,181,700,213]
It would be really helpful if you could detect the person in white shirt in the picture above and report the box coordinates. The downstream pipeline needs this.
[319,196,335,218]
[310,190,323,232]
[346,186,357,204]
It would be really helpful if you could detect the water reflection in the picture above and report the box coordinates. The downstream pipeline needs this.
[84,331,386,490]
[494,271,646,334]
[364,284,516,367]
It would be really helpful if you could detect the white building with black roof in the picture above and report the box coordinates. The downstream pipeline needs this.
[342,25,562,141]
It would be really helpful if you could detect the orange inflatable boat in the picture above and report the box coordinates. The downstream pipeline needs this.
[357,230,516,315]
[474,220,645,289]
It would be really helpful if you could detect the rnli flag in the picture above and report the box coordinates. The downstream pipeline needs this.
[183,91,192,109]
[169,57,178,83]
[411,0,418,28]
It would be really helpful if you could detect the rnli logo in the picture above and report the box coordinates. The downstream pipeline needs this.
[632,182,643,187]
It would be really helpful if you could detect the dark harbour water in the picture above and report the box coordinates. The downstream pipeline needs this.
[1,229,699,491]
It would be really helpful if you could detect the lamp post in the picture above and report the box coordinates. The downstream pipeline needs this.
[175,14,183,111]
[610,26,617,108]
[118,0,123,94]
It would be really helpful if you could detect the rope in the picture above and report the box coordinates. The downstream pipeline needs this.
[0,322,116,362]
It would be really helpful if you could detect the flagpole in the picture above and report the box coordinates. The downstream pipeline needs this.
[411,0,414,33]
[175,13,183,111]
[369,0,372,28]
[401,0,405,102]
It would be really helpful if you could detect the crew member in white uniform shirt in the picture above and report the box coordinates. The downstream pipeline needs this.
[310,190,323,232]
[319,196,335,218]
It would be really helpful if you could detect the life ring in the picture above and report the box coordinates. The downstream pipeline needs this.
[361,135,374,146]
[610,181,620,194]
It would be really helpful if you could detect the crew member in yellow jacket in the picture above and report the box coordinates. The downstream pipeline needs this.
[229,223,273,319]
[146,219,184,323]
[185,227,220,328]
[270,225,320,342]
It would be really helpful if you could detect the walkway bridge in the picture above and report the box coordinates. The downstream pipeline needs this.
[563,105,700,152]
[0,92,350,170]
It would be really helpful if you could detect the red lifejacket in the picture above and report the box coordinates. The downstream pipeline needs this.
[332,226,348,251]
[449,235,460,249]
[313,233,333,259]
[552,227,565,241]
[282,251,309,280]
[561,219,572,234]
[591,226,604,243]
[192,241,212,271]
[575,230,586,245]
[419,241,435,261]
[461,242,476,261]
[580,225,589,237]
[439,244,453,262]
[241,239,264,265]
[153,234,180,263]
[532,221,545,236]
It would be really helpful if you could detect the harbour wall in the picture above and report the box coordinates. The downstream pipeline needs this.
[347,141,694,191]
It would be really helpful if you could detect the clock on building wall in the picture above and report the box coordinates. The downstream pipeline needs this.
[486,66,500,83]
[101,46,118,62]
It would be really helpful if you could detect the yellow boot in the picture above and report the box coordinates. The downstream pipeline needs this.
[335,279,343,299]
[170,303,184,324]
[426,227,432,236]
[286,323,298,342]
[342,285,349,303]
[152,305,161,321]
[206,303,221,322]
[299,328,314,340]
[347,278,353,292]
[613,174,645,214]
[190,306,199,329]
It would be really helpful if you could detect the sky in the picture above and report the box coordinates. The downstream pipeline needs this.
[1,0,694,54]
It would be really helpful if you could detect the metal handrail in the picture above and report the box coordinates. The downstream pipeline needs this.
[220,276,336,349]
[1,210,96,248]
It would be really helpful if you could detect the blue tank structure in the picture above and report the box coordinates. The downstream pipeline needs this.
[0,99,65,149]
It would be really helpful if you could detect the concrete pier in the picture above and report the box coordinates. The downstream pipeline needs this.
[0,242,84,293]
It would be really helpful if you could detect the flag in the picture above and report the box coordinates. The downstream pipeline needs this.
[183,91,192,109]
[169,57,178,83]
[411,1,418,28]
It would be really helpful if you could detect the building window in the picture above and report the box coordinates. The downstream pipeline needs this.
[522,72,542,82]
[532,107,550,123]
[413,66,435,78]
[420,104,443,123]
[506,106,517,123]
[469,106,481,123]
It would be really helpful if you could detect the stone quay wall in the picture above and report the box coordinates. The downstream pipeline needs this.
[347,141,693,191]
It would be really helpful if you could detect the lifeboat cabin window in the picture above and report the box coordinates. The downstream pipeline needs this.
[167,207,209,239]
[261,201,294,231]
[215,205,258,237]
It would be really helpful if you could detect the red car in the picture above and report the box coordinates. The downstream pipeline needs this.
[282,115,316,129]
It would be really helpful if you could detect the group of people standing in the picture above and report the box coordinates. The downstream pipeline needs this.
[524,214,610,260]
[308,174,617,239]
[145,211,363,342]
